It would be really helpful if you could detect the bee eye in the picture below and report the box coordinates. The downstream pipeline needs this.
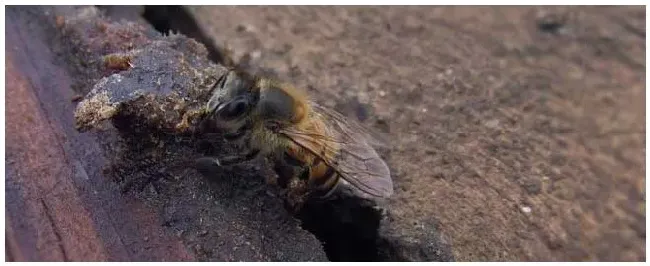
[219,98,250,120]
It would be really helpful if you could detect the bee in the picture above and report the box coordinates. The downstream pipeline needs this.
[195,70,393,211]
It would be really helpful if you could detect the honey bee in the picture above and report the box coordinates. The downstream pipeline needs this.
[195,70,393,211]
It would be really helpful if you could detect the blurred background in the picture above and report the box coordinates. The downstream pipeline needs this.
[183,6,646,261]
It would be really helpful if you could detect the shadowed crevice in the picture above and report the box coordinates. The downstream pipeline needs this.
[141,5,229,65]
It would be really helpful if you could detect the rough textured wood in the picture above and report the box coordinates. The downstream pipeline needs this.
[5,6,196,262]
[6,53,106,261]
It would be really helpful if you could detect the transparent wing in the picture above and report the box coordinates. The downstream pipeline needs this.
[309,101,390,149]
[279,103,393,199]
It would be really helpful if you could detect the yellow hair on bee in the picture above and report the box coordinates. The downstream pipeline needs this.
[256,78,311,126]
[253,78,341,173]
[200,70,392,206]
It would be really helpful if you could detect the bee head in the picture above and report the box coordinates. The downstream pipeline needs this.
[204,70,258,127]
[203,70,308,132]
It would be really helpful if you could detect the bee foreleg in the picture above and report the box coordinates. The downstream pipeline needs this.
[194,156,222,177]
[207,149,261,166]
[194,149,260,176]
[195,157,222,167]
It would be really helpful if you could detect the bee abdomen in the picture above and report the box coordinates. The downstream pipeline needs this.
[310,159,340,199]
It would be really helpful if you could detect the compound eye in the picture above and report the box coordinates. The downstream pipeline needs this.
[218,97,250,120]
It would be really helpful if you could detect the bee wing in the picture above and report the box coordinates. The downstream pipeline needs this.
[309,101,390,149]
[279,104,393,199]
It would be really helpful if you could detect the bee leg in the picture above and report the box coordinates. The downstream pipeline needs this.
[194,149,260,177]
[272,158,312,213]
[286,165,312,213]
[273,152,302,187]
[196,149,260,167]
[220,149,260,165]
[284,176,310,214]
[195,157,221,167]
[194,157,222,177]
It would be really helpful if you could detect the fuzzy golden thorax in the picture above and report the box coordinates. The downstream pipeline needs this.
[252,78,341,186]
[249,78,316,158]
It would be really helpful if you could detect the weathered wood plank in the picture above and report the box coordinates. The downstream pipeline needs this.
[5,6,196,261]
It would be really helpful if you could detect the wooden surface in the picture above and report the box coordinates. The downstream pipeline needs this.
[4,6,195,261]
